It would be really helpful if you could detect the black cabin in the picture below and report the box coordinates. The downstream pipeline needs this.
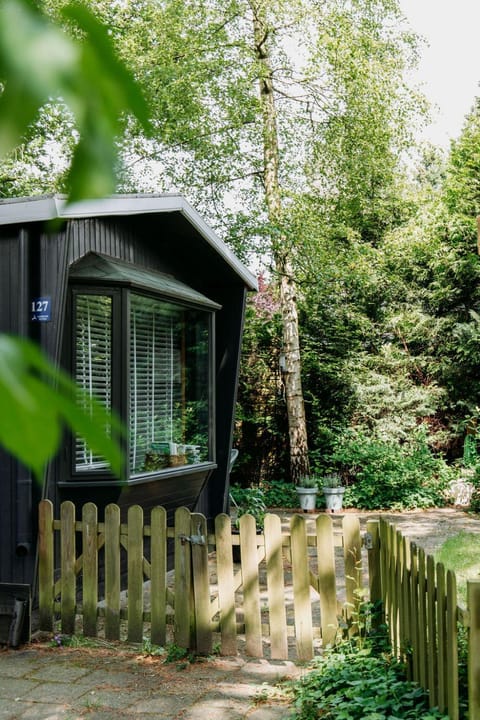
[0,194,256,586]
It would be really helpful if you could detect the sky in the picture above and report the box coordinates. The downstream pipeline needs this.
[399,0,480,148]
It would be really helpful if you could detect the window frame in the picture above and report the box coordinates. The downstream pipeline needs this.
[66,278,216,485]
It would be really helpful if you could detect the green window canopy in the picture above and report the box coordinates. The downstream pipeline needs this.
[70,252,221,311]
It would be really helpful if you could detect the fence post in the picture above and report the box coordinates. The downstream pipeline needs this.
[215,513,237,656]
[366,520,381,627]
[175,507,195,649]
[191,512,211,655]
[291,514,313,660]
[436,562,447,713]
[426,555,437,708]
[127,505,144,643]
[150,506,167,647]
[343,515,362,635]
[240,513,263,658]
[317,514,338,647]
[38,499,54,631]
[82,502,98,637]
[468,579,480,720]
[264,512,288,659]
[104,503,121,641]
[60,501,76,635]
[446,569,459,720]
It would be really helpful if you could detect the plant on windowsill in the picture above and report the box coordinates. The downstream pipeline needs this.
[296,474,319,513]
[322,471,346,513]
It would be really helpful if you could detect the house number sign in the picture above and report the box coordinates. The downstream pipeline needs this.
[31,296,51,322]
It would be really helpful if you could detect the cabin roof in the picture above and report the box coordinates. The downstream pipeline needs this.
[0,193,257,291]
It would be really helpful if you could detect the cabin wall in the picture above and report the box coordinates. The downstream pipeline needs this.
[0,211,249,585]
[195,285,247,518]
[60,215,248,519]
[0,229,37,584]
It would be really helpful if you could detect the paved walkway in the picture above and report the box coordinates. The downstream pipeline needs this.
[0,643,303,720]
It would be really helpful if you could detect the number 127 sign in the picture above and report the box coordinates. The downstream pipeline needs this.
[31,296,51,322]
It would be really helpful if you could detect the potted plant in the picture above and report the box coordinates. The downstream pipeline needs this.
[322,472,346,512]
[296,475,319,513]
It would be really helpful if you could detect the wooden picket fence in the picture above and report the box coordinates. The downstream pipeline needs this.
[379,518,480,720]
[38,500,379,661]
[37,501,480,718]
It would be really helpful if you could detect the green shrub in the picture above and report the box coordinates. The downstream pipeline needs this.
[291,644,448,720]
[468,464,480,512]
[232,481,299,509]
[262,480,299,507]
[230,484,267,529]
[328,428,452,510]
[469,485,480,513]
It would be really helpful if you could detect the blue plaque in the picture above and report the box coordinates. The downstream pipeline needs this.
[31,296,51,322]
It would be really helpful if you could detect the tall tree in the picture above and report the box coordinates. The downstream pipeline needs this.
[8,0,425,481]
[250,0,309,481]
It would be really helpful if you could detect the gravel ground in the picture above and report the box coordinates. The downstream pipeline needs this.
[345,506,480,556]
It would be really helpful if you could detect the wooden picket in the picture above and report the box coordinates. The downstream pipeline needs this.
[377,518,480,720]
[38,500,369,661]
[36,501,480,718]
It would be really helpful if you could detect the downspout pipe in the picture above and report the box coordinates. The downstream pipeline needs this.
[15,228,33,557]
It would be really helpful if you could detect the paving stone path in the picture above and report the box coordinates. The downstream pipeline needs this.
[0,643,304,720]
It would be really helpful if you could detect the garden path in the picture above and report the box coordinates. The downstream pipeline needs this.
[271,506,480,556]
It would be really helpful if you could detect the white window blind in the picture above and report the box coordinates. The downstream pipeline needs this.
[74,294,112,471]
[129,294,182,473]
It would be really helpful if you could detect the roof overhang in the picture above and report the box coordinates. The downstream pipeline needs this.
[70,252,222,310]
[0,193,258,291]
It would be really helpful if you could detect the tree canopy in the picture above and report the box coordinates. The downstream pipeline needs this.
[2,0,480,497]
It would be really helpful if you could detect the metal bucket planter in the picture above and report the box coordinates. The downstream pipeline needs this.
[296,487,318,513]
[323,486,345,512]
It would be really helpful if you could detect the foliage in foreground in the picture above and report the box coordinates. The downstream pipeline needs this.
[230,484,267,529]
[0,0,151,202]
[0,0,146,478]
[0,335,124,480]
[290,642,448,720]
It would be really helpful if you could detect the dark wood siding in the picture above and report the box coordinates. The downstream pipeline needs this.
[58,470,210,524]
[0,229,36,583]
[0,201,252,585]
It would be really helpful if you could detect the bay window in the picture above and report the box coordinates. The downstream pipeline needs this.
[69,254,217,481]
[129,294,210,475]
[74,294,113,472]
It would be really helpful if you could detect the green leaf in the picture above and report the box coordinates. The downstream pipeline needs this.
[0,0,78,152]
[0,0,152,202]
[0,335,125,481]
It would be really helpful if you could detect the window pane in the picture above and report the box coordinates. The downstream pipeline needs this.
[74,294,112,471]
[130,294,210,474]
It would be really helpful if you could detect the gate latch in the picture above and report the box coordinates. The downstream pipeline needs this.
[363,532,373,550]
[179,524,205,546]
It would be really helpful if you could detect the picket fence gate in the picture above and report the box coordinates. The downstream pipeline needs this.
[38,502,480,718]
[379,518,480,720]
[38,500,379,661]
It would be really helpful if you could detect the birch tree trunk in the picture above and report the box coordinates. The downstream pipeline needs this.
[251,0,310,482]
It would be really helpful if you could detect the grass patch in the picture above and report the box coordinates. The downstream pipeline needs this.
[435,531,480,605]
